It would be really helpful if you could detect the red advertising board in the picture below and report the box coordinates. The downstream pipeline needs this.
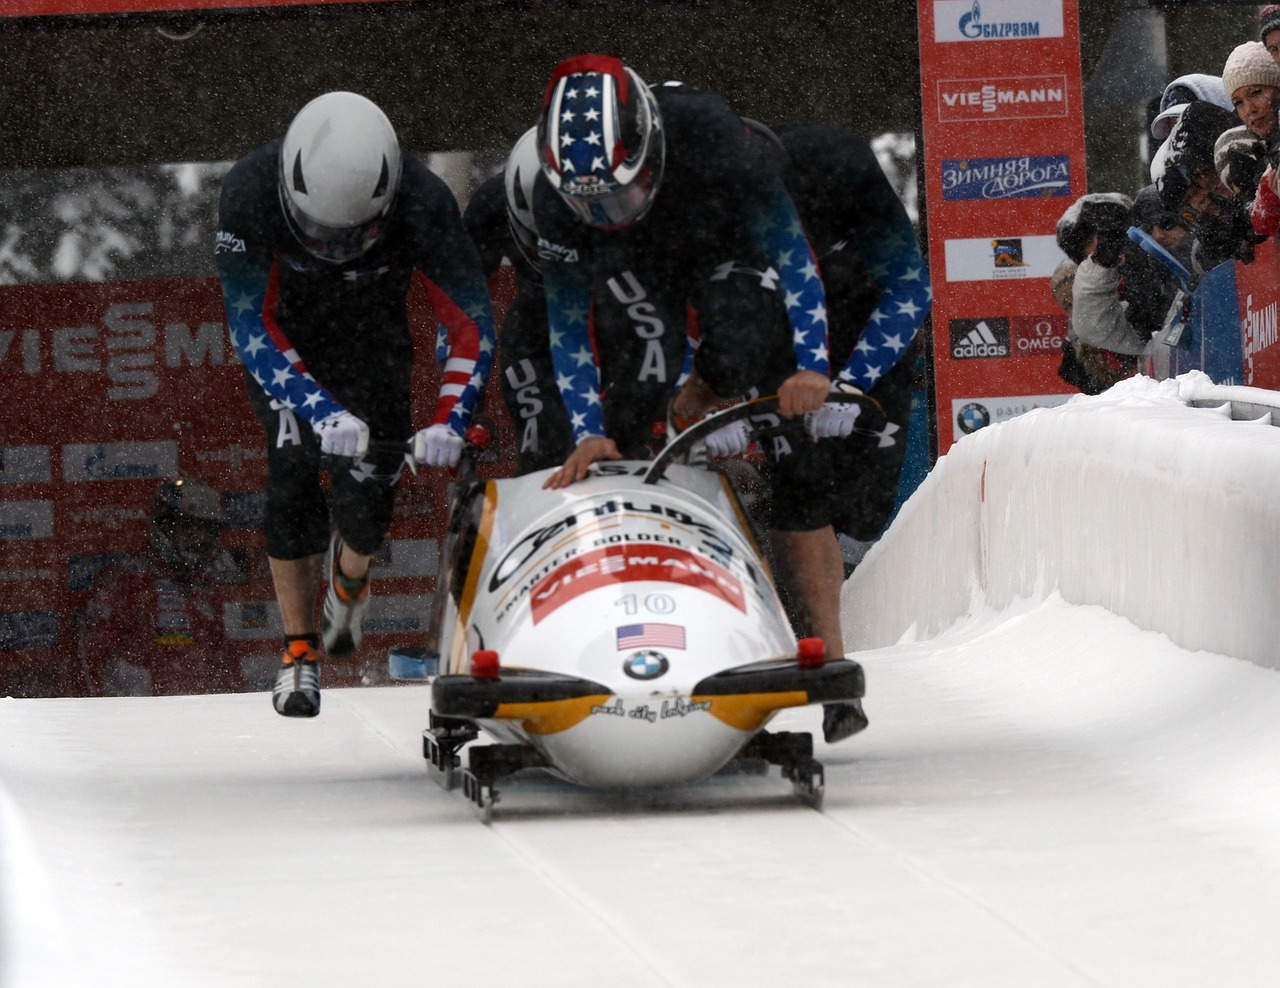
[0,275,515,696]
[1234,238,1280,388]
[917,0,1086,453]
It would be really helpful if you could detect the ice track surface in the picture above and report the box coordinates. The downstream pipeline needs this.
[4,594,1280,988]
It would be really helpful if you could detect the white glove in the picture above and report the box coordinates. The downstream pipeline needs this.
[805,398,862,440]
[704,420,752,458]
[314,411,369,458]
[413,424,464,468]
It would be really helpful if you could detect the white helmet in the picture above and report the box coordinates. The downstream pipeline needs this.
[278,91,402,263]
[503,127,542,266]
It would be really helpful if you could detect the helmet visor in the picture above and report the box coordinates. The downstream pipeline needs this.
[279,186,389,264]
[560,164,659,230]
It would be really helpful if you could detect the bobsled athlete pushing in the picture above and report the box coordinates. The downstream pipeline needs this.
[415,396,870,821]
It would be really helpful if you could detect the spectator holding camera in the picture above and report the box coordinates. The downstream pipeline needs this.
[1154,100,1259,269]
[1055,192,1145,390]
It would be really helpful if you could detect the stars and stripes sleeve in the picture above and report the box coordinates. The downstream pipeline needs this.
[412,271,496,435]
[542,260,604,444]
[746,181,831,378]
[836,205,932,392]
[406,162,497,437]
[216,248,346,426]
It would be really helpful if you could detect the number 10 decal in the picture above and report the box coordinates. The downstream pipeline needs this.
[615,592,677,616]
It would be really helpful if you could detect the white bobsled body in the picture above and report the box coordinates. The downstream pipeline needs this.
[431,459,860,791]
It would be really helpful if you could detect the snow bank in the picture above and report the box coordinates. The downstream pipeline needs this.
[0,776,79,988]
[843,372,1280,670]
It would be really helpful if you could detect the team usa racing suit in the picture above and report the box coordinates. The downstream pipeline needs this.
[463,173,571,473]
[215,142,496,559]
[532,81,831,462]
[763,122,932,542]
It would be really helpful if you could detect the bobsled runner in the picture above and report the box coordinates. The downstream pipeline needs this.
[418,396,867,821]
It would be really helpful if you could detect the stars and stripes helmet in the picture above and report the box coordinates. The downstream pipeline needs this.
[538,55,665,230]
[278,91,402,263]
[503,126,543,266]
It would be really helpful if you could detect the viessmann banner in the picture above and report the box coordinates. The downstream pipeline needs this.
[918,0,1085,453]
[0,277,515,695]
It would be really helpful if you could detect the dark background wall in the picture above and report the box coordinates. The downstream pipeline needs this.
[0,1,1264,185]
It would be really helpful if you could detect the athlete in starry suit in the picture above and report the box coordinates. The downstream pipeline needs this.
[463,136,572,474]
[767,121,931,569]
[215,92,495,717]
[534,57,890,743]
[531,56,833,489]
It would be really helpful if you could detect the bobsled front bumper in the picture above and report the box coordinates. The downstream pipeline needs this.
[431,657,864,736]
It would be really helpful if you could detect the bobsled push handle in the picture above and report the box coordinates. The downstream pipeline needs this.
[643,391,876,485]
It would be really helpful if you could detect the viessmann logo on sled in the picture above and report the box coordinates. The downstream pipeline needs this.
[937,75,1068,123]
[529,545,745,625]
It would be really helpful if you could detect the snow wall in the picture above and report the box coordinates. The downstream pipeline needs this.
[842,372,1280,671]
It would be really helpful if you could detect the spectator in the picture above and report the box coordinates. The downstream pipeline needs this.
[1262,4,1280,62]
[1214,41,1280,221]
[1050,258,1106,395]
[1122,185,1190,343]
[75,478,239,697]
[1055,192,1144,390]
[1149,73,1234,167]
[1154,100,1258,269]
[1248,7,1280,238]
[1222,41,1280,153]
[1215,126,1269,202]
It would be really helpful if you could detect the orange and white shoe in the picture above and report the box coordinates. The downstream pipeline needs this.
[273,639,321,718]
[320,533,370,658]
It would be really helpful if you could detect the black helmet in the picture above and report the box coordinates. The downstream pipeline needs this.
[150,477,225,580]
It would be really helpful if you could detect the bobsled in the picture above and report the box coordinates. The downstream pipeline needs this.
[419,398,866,820]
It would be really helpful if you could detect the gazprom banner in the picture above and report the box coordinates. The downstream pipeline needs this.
[918,0,1086,453]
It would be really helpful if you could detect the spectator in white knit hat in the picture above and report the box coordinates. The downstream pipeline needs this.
[1222,42,1280,148]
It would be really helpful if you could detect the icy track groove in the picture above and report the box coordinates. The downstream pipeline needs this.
[4,594,1280,987]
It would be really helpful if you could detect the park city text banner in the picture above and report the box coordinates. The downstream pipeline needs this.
[918,0,1086,453]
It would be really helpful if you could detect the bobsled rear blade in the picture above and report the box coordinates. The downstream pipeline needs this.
[690,656,864,731]
[432,669,613,731]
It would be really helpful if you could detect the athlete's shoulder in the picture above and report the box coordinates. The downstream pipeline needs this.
[777,122,879,175]
[221,140,280,205]
[217,139,286,260]
[399,152,459,207]
[464,173,506,228]
[654,82,744,143]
